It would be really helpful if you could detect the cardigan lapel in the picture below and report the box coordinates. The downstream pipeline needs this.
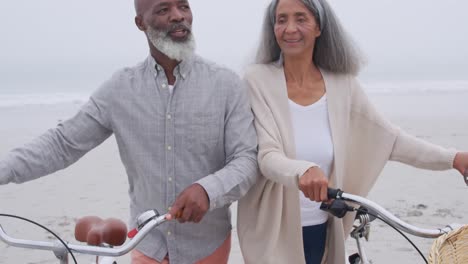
[322,70,347,188]
[269,64,299,159]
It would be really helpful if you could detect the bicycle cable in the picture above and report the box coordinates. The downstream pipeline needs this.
[0,214,78,264]
[356,209,428,264]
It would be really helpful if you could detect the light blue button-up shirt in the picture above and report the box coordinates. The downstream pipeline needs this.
[0,55,258,263]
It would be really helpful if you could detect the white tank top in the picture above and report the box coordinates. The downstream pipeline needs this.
[288,94,334,226]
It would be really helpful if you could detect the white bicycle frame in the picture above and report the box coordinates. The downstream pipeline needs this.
[326,189,463,264]
[0,211,168,264]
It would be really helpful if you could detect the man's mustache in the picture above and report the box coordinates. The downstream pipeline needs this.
[167,23,191,33]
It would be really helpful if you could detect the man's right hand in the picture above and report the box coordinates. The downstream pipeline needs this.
[168,183,210,224]
[299,167,329,202]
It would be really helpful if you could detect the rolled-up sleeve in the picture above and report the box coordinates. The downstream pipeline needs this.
[0,98,113,185]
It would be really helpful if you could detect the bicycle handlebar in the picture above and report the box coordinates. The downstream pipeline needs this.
[1,190,464,258]
[326,188,462,238]
[0,213,168,257]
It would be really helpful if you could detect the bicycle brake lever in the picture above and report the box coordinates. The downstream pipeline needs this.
[128,209,167,239]
[320,200,354,218]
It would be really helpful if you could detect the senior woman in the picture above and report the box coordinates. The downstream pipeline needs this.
[237,0,468,263]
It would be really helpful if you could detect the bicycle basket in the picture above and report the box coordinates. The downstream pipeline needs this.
[428,224,468,264]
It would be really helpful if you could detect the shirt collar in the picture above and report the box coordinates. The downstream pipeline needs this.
[149,55,194,80]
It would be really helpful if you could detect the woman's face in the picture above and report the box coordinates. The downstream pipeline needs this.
[274,0,321,58]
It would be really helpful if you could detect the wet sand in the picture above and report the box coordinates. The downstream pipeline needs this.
[0,91,467,263]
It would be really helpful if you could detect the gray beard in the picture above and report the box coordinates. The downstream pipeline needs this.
[146,26,196,61]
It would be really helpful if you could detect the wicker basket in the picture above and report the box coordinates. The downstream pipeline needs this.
[428,225,468,264]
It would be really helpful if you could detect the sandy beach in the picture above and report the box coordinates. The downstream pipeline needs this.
[0,90,467,264]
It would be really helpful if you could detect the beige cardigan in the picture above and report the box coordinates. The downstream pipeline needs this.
[237,63,457,264]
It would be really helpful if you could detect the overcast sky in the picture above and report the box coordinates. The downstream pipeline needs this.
[1,0,468,92]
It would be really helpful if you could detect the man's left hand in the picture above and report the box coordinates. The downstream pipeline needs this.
[169,183,210,223]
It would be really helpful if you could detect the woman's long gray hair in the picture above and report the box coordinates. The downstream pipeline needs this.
[256,0,364,75]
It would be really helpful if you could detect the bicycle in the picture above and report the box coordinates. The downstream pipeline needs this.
[2,190,467,264]
[0,209,169,264]
[321,188,468,264]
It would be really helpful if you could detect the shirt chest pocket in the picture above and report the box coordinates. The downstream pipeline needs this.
[185,113,222,153]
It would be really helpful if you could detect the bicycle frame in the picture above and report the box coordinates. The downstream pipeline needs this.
[0,211,168,264]
[324,188,463,264]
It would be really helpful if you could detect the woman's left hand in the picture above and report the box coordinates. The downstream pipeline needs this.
[453,152,468,185]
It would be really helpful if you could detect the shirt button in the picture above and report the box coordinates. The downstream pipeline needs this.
[167,231,171,236]
[168,177,173,182]
[167,114,172,120]
[167,145,172,151]
[162,83,167,88]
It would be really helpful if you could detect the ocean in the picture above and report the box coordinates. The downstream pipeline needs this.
[1,78,468,108]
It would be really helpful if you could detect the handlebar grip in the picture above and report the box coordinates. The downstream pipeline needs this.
[327,188,343,199]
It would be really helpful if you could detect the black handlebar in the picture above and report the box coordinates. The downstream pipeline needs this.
[320,188,351,218]
[322,188,377,221]
[327,187,343,200]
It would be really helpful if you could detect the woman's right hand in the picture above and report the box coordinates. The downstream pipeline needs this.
[299,167,329,202]
[453,152,468,186]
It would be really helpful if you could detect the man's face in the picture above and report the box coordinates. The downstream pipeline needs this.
[138,0,193,42]
[144,0,193,42]
[136,0,195,61]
